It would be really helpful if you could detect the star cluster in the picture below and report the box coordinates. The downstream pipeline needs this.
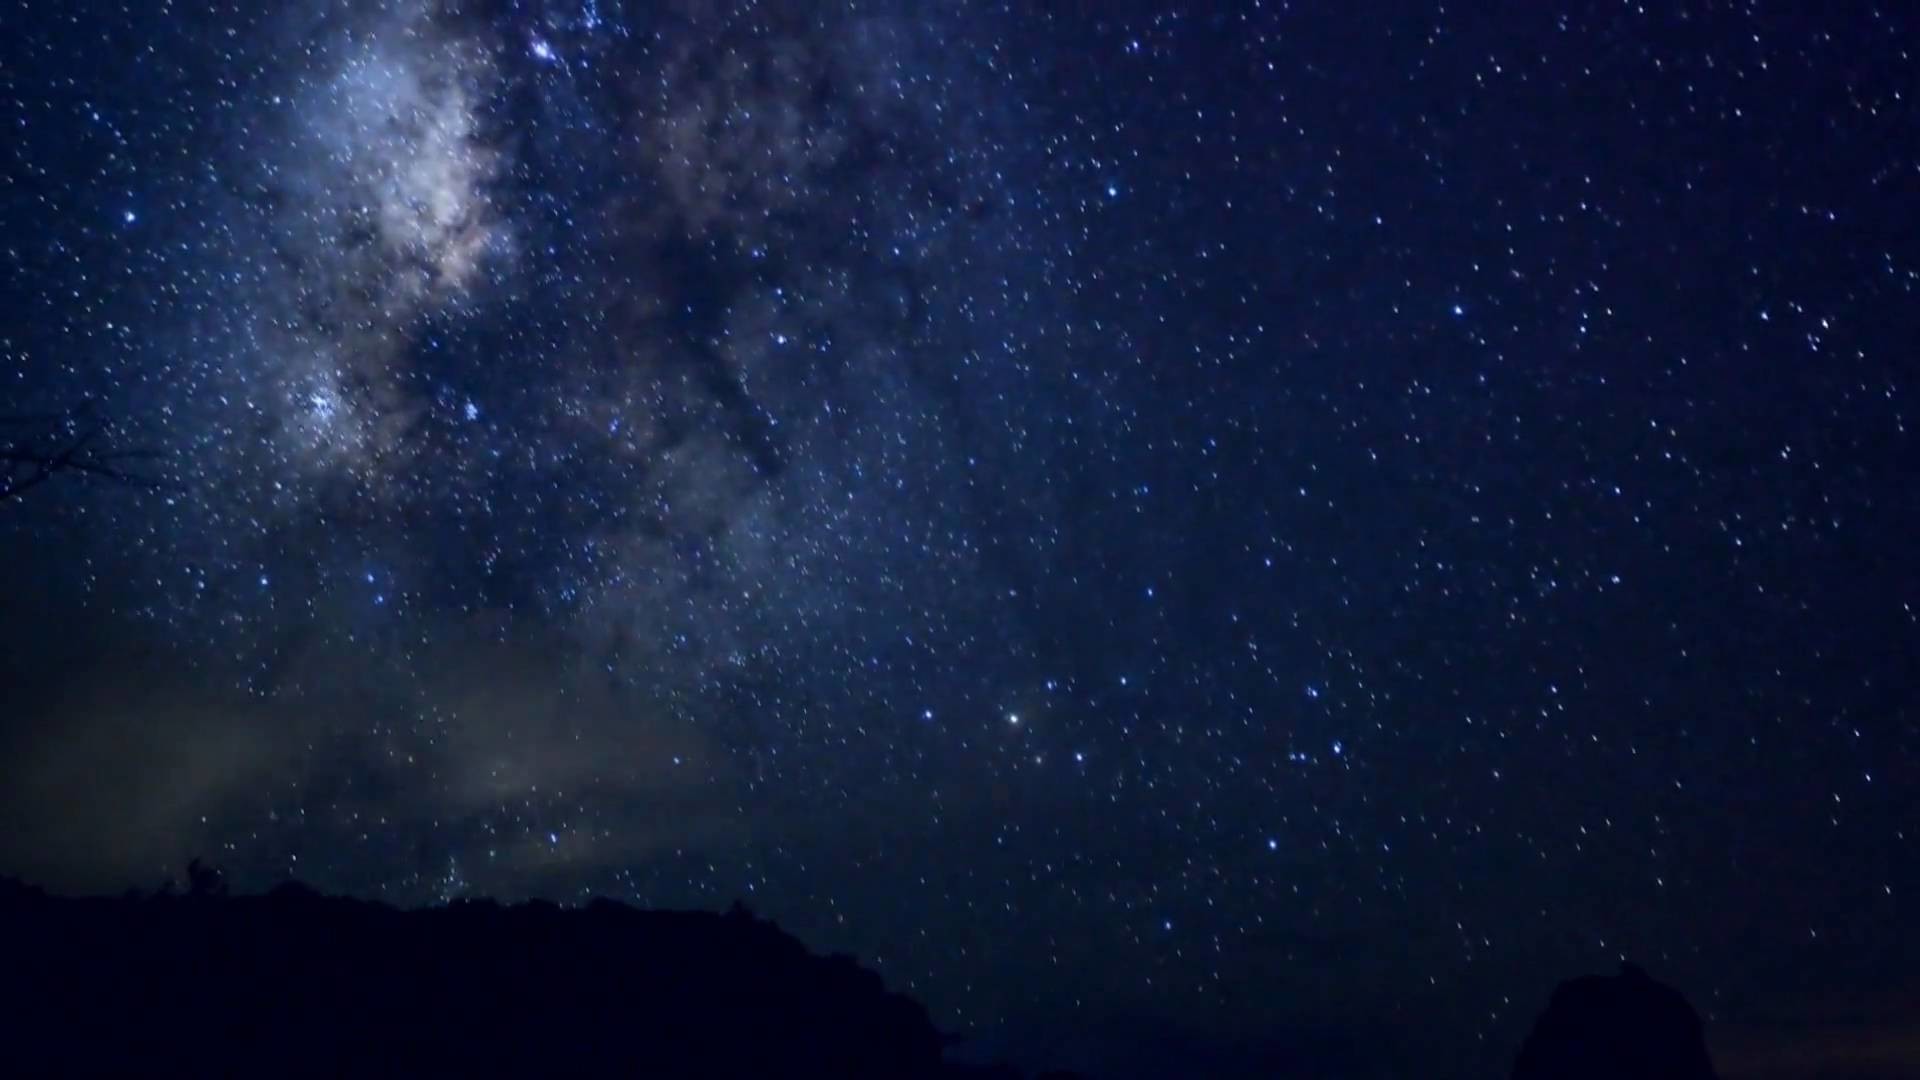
[3,2,1916,1076]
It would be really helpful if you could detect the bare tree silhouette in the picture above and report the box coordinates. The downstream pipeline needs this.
[0,403,168,503]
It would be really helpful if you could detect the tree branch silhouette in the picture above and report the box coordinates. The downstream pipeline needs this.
[0,404,170,503]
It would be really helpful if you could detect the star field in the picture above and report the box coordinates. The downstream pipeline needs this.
[3,2,1916,1076]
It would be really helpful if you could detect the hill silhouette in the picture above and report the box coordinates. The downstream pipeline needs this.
[1512,962,1718,1080]
[0,870,1733,1079]
[0,872,1067,1079]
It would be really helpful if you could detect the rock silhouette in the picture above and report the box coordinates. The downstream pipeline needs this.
[1512,962,1718,1080]
[0,876,980,1078]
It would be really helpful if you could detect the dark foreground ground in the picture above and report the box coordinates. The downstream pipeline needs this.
[0,873,1724,1078]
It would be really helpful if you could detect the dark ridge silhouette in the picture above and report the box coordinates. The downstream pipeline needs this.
[1513,962,1718,1080]
[0,875,1080,1079]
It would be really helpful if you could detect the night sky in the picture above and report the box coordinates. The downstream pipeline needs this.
[3,1,1916,1076]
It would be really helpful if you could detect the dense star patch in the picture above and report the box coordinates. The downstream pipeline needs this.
[2,2,1916,1078]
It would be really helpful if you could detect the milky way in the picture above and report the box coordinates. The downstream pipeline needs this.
[102,0,1076,687]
